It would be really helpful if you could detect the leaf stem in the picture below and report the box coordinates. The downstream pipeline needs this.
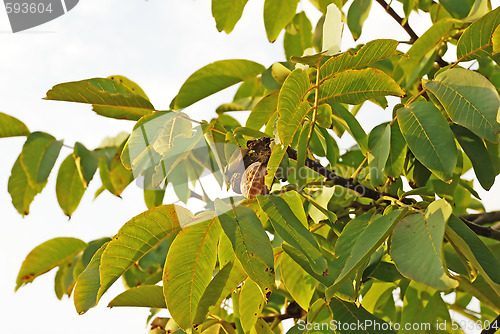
[305,58,323,151]
[405,87,428,105]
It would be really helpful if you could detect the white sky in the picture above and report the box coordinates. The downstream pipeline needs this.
[0,1,499,333]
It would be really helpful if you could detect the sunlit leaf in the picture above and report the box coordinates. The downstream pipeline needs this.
[0,112,30,138]
[108,285,166,309]
[391,200,458,290]
[193,260,247,325]
[16,237,87,290]
[172,60,265,109]
[239,279,264,332]
[211,0,248,33]
[263,0,300,42]
[326,209,406,300]
[258,195,328,275]
[45,78,155,120]
[318,68,405,105]
[367,123,391,187]
[163,217,221,330]
[277,69,311,147]
[20,132,63,187]
[74,142,99,187]
[457,6,500,62]
[8,157,39,216]
[397,101,457,182]
[280,253,316,310]
[73,243,108,314]
[56,154,86,218]
[451,124,496,190]
[446,215,500,295]
[284,12,313,60]
[215,200,275,292]
[425,68,500,143]
[98,205,193,303]
[347,0,371,41]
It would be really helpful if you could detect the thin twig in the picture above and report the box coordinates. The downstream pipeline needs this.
[374,0,418,42]
[460,217,500,242]
[460,211,500,226]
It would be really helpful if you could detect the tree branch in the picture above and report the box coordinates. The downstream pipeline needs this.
[374,0,450,67]
[460,211,500,226]
[374,0,418,42]
[460,217,500,242]
[285,146,414,205]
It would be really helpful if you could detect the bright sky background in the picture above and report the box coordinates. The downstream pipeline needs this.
[1,1,499,333]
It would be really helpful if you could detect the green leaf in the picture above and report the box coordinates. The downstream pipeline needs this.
[108,285,166,309]
[368,123,391,187]
[400,281,452,333]
[92,75,152,120]
[330,103,368,153]
[265,142,287,187]
[263,0,300,42]
[163,217,221,330]
[403,0,415,23]
[329,298,397,334]
[144,189,165,209]
[74,142,99,187]
[98,138,134,197]
[258,195,328,275]
[391,199,459,290]
[8,156,39,216]
[16,237,87,290]
[457,6,500,62]
[347,0,372,41]
[239,279,265,332]
[193,260,247,325]
[56,154,86,218]
[439,0,472,19]
[172,60,266,109]
[215,200,275,292]
[397,101,457,182]
[280,253,316,310]
[211,0,248,33]
[318,39,400,78]
[451,124,496,190]
[284,12,313,60]
[493,25,500,55]
[20,132,63,187]
[385,121,407,179]
[0,112,30,138]
[325,209,406,300]
[45,78,155,120]
[98,205,193,303]
[246,91,278,131]
[318,68,405,105]
[425,68,500,143]
[54,258,77,300]
[446,215,500,294]
[73,242,108,314]
[397,20,457,88]
[277,69,311,147]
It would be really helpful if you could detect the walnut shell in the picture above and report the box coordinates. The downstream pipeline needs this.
[240,161,268,199]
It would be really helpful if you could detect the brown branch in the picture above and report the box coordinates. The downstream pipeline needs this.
[374,0,419,42]
[375,0,450,68]
[460,211,500,226]
[285,146,414,205]
[460,217,500,242]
